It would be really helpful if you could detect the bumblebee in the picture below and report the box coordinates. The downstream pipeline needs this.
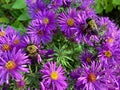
[25,44,38,60]
[86,18,98,35]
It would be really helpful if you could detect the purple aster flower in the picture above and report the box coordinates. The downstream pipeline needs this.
[0,48,29,85]
[26,0,47,19]
[35,10,56,32]
[75,62,115,90]
[0,26,21,51]
[80,50,93,64]
[27,19,53,44]
[97,17,118,48]
[98,44,120,66]
[21,35,42,63]
[104,33,116,47]
[40,61,67,90]
[48,0,63,10]
[0,36,12,52]
[58,8,78,38]
[77,0,96,19]
[5,26,21,48]
[79,0,95,10]
[97,17,118,36]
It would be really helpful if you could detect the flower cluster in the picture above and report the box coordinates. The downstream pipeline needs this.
[0,0,120,90]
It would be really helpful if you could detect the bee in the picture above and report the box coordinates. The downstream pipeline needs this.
[86,18,98,35]
[25,44,38,60]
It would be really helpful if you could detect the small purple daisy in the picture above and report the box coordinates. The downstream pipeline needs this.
[40,61,67,90]
[98,44,120,66]
[75,62,115,90]
[27,19,53,44]
[0,26,21,51]
[0,36,12,52]
[80,50,93,64]
[0,48,29,85]
[26,0,47,19]
[35,10,56,32]
[58,8,78,38]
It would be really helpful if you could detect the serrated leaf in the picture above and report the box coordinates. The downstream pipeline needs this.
[12,0,26,9]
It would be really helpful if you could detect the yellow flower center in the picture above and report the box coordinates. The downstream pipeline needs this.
[107,38,114,43]
[67,18,74,26]
[14,39,20,45]
[27,45,37,54]
[2,44,11,51]
[51,71,59,80]
[0,31,5,37]
[86,57,91,62]
[43,18,49,25]
[104,50,112,58]
[88,73,96,82]
[5,60,16,70]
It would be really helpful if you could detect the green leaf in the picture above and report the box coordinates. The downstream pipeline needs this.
[105,4,113,13]
[12,0,26,9]
[112,0,120,5]
[118,6,120,10]
[5,0,10,4]
[0,17,9,24]
[2,3,13,9]
[95,2,104,14]
[17,11,30,21]
[12,20,26,34]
